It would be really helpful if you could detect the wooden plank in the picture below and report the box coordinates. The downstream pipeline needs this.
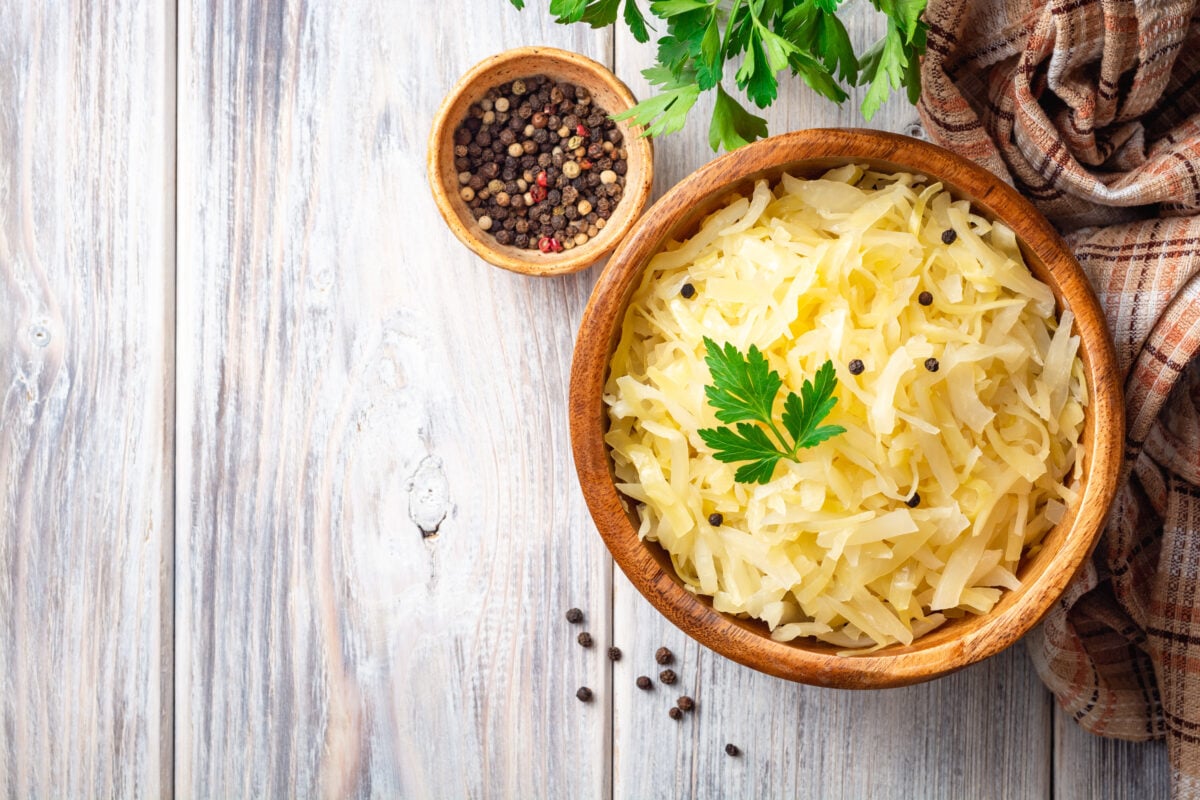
[611,6,1053,797]
[0,2,174,798]
[1055,708,1170,800]
[612,572,1051,799]
[174,2,614,796]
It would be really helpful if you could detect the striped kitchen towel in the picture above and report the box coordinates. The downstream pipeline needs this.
[919,0,1200,795]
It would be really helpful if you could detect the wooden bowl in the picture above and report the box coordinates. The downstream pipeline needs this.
[427,47,654,276]
[569,129,1124,688]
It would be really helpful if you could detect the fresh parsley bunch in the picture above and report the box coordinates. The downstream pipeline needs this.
[697,338,846,484]
[505,0,928,151]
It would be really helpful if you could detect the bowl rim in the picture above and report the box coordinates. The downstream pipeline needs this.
[426,46,654,276]
[568,128,1124,688]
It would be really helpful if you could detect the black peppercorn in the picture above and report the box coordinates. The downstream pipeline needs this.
[725,743,740,757]
[450,76,627,252]
[906,492,921,508]
[918,291,933,306]
[677,696,695,712]
[848,359,865,375]
[668,707,683,721]
[680,283,696,299]
[576,687,593,702]
[577,632,593,648]
[566,607,583,624]
[608,647,622,662]
[636,676,653,690]
[708,513,723,527]
[655,647,673,665]
[659,669,677,685]
[941,228,957,244]
[925,357,940,372]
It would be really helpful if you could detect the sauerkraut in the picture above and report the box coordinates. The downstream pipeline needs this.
[604,166,1087,651]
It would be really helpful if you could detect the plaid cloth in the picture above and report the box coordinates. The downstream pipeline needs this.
[919,0,1200,794]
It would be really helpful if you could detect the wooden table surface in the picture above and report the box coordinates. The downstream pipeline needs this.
[0,1,1171,797]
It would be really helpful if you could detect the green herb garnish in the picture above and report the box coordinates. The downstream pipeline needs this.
[505,0,928,151]
[697,337,846,484]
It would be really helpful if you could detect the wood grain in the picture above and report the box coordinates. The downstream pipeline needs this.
[174,2,614,796]
[0,2,174,797]
[1055,708,1171,800]
[612,571,1053,800]
[0,1,1167,796]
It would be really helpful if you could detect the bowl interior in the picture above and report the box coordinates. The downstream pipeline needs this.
[570,130,1123,687]
[428,47,653,276]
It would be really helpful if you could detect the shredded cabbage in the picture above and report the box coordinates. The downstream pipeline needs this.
[604,166,1087,651]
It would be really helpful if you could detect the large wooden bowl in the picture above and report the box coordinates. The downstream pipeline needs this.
[569,129,1123,688]
[428,47,654,276]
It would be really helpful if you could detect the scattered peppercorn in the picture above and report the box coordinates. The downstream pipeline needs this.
[725,743,740,757]
[680,282,696,299]
[848,359,865,375]
[577,632,594,648]
[655,647,674,665]
[451,75,629,252]
[925,357,940,372]
[918,291,933,306]
[576,687,593,702]
[708,513,723,527]
[941,228,957,244]
[566,608,583,624]
[906,492,921,508]
[636,676,653,690]
[608,647,622,662]
[659,669,677,685]
[677,696,695,712]
[668,707,683,721]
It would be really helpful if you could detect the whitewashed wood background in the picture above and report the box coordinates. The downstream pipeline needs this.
[0,1,1171,797]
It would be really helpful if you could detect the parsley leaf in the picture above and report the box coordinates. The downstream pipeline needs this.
[858,17,907,121]
[508,0,928,150]
[612,75,700,137]
[782,0,857,84]
[650,0,710,14]
[581,0,622,26]
[549,0,588,24]
[736,30,776,108]
[622,0,652,42]
[708,85,768,151]
[701,336,781,425]
[697,424,783,485]
[781,360,847,451]
[696,339,846,485]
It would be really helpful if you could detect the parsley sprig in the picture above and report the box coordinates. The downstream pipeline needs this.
[506,0,927,151]
[697,338,846,484]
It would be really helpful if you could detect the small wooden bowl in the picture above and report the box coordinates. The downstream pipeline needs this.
[428,47,654,276]
[569,129,1124,688]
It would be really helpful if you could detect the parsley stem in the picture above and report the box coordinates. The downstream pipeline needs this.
[764,419,791,456]
[720,0,743,57]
